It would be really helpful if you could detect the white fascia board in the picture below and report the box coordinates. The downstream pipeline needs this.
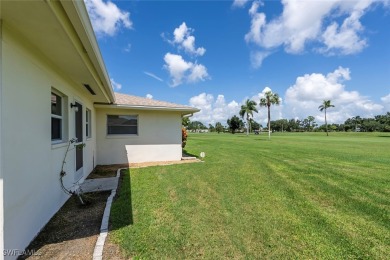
[94,104,200,115]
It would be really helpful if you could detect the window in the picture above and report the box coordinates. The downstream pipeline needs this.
[107,115,138,135]
[86,108,91,138]
[51,91,63,141]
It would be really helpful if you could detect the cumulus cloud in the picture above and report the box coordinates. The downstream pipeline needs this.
[162,23,209,86]
[146,94,153,99]
[189,93,240,125]
[110,78,122,90]
[188,88,282,126]
[85,0,132,37]
[163,53,209,87]
[170,22,206,56]
[244,0,386,64]
[188,69,387,126]
[284,67,383,123]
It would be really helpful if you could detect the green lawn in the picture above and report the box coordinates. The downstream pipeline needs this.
[110,132,390,259]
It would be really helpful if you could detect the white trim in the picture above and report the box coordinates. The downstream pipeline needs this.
[51,88,67,144]
[94,103,199,115]
[86,108,92,139]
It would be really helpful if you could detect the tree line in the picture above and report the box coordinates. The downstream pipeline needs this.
[185,112,390,133]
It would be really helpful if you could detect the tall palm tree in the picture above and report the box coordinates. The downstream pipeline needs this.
[318,100,335,136]
[259,91,280,140]
[239,99,258,136]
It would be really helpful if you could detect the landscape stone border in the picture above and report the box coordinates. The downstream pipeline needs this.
[92,168,123,260]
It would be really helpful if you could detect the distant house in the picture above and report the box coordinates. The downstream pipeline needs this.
[0,1,198,258]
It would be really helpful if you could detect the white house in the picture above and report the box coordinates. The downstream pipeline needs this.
[0,1,198,258]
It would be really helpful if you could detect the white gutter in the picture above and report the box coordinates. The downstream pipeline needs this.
[94,103,200,115]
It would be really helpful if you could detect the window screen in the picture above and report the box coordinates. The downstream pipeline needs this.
[107,115,138,135]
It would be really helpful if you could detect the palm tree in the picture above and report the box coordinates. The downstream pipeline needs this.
[239,99,258,136]
[259,90,280,140]
[318,100,335,136]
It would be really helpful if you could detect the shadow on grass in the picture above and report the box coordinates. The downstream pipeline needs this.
[377,135,390,138]
[109,169,134,229]
[183,149,198,158]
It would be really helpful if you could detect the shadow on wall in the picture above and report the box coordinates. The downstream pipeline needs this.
[19,162,133,256]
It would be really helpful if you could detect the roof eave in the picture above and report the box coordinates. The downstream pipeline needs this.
[60,0,115,103]
[94,104,200,115]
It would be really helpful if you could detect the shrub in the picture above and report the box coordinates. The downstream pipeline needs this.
[182,127,188,148]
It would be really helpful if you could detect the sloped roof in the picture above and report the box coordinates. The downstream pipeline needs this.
[95,92,199,115]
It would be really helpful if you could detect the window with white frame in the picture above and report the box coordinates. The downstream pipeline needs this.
[86,108,91,138]
[107,115,138,135]
[51,90,65,142]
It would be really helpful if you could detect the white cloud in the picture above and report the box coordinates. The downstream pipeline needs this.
[381,93,390,111]
[144,71,163,82]
[244,0,386,62]
[381,93,390,103]
[188,64,209,83]
[188,69,387,126]
[189,93,240,125]
[284,67,383,123]
[85,0,132,37]
[189,88,285,126]
[250,50,271,68]
[171,22,206,56]
[162,23,209,86]
[232,0,250,8]
[146,94,153,99]
[163,53,209,87]
[110,78,122,90]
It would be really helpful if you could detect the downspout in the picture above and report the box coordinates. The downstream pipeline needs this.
[182,113,193,127]
[182,113,194,119]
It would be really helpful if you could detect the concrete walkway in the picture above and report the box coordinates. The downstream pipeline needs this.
[81,177,119,192]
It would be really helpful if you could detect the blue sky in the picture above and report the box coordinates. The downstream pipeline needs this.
[85,0,390,126]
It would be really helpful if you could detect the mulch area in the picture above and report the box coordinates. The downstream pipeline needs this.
[20,160,199,259]
[19,191,111,259]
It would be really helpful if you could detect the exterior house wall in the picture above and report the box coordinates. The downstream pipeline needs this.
[0,18,5,258]
[2,26,97,255]
[96,108,182,164]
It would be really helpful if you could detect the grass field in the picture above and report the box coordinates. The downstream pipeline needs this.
[110,132,390,259]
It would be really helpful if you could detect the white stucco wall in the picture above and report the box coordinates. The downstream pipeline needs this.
[96,108,182,164]
[0,18,5,260]
[2,26,97,256]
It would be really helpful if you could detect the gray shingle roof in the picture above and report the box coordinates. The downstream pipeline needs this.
[109,93,199,113]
